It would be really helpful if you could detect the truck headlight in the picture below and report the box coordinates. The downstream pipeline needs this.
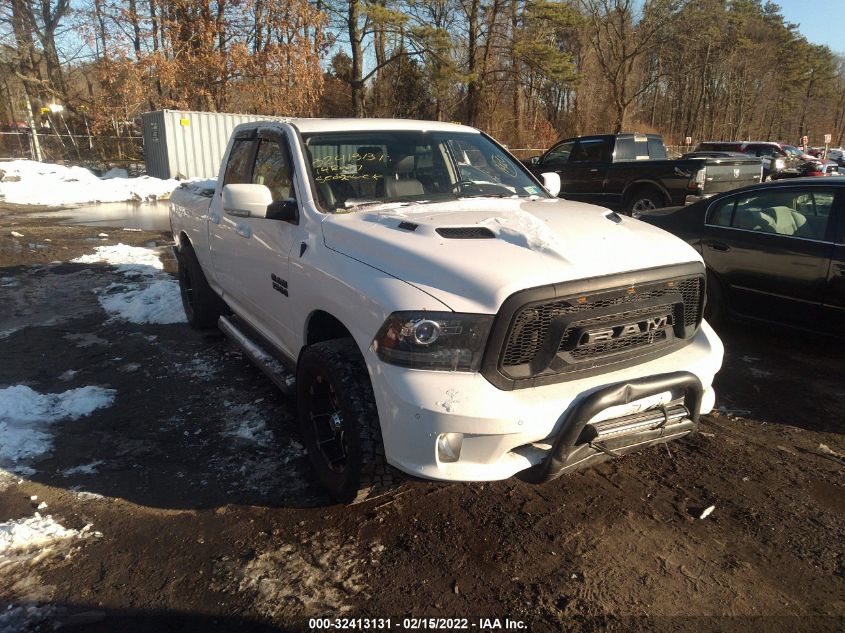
[373,311,493,371]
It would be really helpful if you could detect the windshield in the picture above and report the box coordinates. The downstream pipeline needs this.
[301,130,548,212]
[782,145,803,157]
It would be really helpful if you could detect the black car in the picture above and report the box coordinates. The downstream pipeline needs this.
[638,178,845,332]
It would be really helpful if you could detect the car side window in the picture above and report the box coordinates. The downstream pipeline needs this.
[252,139,295,201]
[223,139,255,185]
[708,197,736,227]
[543,142,574,167]
[710,189,833,240]
[570,139,609,163]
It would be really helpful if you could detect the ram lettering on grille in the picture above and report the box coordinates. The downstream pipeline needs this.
[499,276,703,380]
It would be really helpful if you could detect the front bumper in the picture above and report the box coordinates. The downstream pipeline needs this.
[366,320,723,482]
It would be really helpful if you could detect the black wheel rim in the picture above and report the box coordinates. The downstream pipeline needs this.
[309,374,348,473]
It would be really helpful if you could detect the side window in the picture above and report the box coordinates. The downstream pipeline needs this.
[712,188,833,240]
[252,139,295,201]
[223,139,255,185]
[570,139,609,163]
[543,141,574,167]
[647,137,667,159]
[708,197,736,227]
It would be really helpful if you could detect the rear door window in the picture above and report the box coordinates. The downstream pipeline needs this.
[570,139,610,163]
[708,188,835,240]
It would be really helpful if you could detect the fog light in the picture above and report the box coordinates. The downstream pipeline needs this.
[437,432,463,463]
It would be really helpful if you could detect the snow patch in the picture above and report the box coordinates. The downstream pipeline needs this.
[72,243,163,275]
[224,402,274,446]
[481,211,567,257]
[0,385,115,470]
[58,370,78,382]
[0,603,56,633]
[0,513,82,555]
[73,244,186,325]
[232,532,380,616]
[61,461,104,477]
[0,159,179,206]
[98,278,186,324]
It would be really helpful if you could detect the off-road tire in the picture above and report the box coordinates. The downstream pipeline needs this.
[704,270,724,327]
[625,188,664,216]
[177,242,228,329]
[297,338,396,504]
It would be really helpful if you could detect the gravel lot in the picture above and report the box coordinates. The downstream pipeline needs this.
[1,207,843,633]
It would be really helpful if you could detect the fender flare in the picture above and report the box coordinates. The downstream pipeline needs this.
[623,179,671,207]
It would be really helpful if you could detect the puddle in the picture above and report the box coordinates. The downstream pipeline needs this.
[11,201,172,232]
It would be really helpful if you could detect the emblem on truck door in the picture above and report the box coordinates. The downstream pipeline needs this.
[271,273,288,296]
[579,315,671,345]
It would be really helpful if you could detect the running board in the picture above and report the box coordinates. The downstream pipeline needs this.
[218,316,296,395]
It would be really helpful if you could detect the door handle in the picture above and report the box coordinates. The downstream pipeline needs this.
[707,240,730,252]
[589,168,599,173]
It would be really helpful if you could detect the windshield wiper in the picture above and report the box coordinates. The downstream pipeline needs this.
[343,198,384,209]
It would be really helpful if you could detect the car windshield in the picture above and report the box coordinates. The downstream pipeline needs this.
[301,130,548,212]
[782,145,803,157]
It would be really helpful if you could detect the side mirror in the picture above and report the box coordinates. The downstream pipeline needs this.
[222,184,272,218]
[540,172,561,197]
[266,198,298,222]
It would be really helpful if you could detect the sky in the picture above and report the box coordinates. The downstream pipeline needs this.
[775,0,845,54]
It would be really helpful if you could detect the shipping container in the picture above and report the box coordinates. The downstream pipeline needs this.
[141,110,283,179]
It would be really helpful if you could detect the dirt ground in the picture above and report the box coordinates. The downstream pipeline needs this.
[1,208,843,633]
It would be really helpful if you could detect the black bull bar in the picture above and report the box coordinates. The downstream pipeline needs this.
[519,371,703,484]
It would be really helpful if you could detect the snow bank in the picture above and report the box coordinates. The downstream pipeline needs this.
[0,159,179,206]
[0,385,115,469]
[0,512,81,555]
[72,243,187,324]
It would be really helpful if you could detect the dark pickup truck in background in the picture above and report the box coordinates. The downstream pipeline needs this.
[526,133,762,214]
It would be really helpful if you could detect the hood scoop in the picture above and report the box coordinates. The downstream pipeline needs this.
[435,227,496,239]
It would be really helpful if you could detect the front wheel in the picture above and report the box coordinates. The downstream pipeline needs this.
[297,338,396,504]
[177,242,228,329]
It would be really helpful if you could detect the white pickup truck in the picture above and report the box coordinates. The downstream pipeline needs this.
[169,118,724,503]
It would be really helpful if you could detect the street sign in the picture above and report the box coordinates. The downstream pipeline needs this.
[684,136,692,145]
[825,134,832,144]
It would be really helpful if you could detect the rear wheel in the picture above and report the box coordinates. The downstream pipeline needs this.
[297,338,396,504]
[177,242,228,329]
[625,188,664,216]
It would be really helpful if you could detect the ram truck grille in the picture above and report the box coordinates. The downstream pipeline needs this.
[481,266,705,390]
